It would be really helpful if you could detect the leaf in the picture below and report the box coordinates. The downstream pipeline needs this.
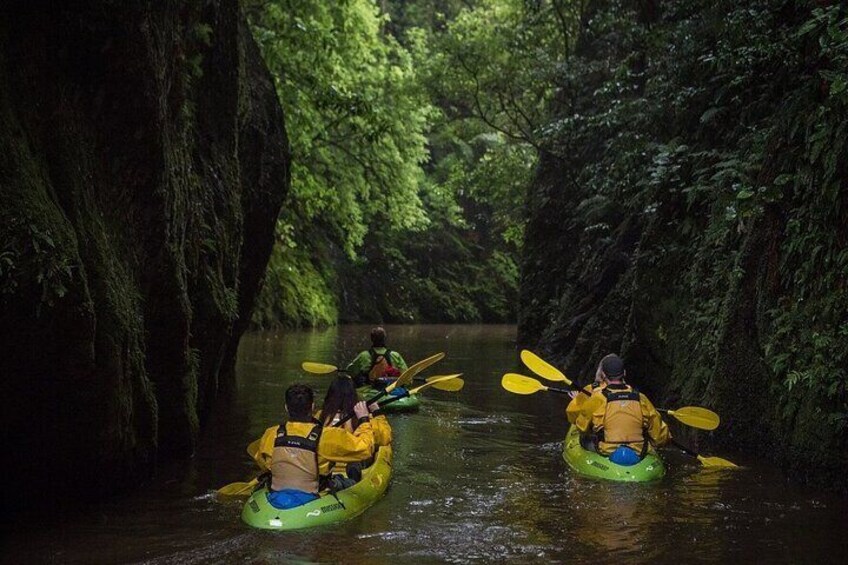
[699,107,722,124]
[830,75,847,96]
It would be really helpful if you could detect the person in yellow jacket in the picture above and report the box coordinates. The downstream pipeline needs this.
[316,375,393,465]
[567,354,670,465]
[252,383,377,509]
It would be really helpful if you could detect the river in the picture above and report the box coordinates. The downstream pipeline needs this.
[4,325,847,563]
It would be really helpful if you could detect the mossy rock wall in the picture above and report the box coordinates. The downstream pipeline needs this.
[519,0,848,488]
[0,0,289,508]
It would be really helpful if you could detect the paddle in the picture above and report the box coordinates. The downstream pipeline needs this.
[502,372,573,395]
[335,374,463,427]
[302,352,445,394]
[418,375,464,391]
[503,374,724,433]
[301,359,461,392]
[301,361,345,375]
[671,438,738,468]
[217,477,259,497]
[658,406,720,431]
[520,350,593,396]
[362,352,445,403]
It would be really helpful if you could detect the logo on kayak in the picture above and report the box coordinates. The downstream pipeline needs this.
[319,502,344,514]
[249,500,260,513]
[589,460,609,471]
[306,510,321,517]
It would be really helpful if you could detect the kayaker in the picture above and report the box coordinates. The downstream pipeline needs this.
[345,326,408,388]
[567,354,670,465]
[317,375,393,450]
[252,383,377,509]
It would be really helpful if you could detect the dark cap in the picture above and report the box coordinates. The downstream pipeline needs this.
[600,354,625,379]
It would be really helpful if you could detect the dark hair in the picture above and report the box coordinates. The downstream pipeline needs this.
[285,383,314,421]
[321,376,359,429]
[370,326,386,347]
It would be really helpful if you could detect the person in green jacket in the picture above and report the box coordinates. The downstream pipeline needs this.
[346,327,408,388]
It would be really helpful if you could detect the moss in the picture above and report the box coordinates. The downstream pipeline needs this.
[0,0,289,509]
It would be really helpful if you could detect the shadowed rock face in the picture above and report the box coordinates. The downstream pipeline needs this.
[519,0,847,488]
[0,1,289,508]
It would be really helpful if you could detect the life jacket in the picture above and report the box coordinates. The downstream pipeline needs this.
[367,348,394,381]
[598,384,648,457]
[269,420,324,493]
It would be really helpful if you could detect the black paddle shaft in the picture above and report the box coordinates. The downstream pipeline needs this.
[334,392,408,428]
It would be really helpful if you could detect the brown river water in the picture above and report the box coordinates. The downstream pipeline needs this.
[3,325,847,564]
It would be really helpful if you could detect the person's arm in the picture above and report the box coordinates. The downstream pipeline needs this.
[370,414,393,447]
[574,391,603,433]
[252,425,280,472]
[641,395,671,446]
[345,351,371,377]
[390,351,408,371]
[565,395,585,425]
[318,401,375,469]
[319,422,376,464]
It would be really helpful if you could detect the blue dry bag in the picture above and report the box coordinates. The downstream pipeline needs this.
[609,446,641,466]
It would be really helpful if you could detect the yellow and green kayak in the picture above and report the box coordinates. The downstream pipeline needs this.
[241,446,392,530]
[357,386,420,412]
[562,425,665,482]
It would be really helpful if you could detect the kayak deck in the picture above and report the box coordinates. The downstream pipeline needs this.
[241,445,393,530]
[357,386,420,412]
[562,425,665,482]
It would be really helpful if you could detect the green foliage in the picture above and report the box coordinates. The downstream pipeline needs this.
[526,0,848,434]
[247,0,543,326]
[248,0,432,256]
[252,224,338,328]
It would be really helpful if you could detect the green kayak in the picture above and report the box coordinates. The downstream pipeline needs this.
[357,386,420,412]
[562,425,665,482]
[241,445,393,530]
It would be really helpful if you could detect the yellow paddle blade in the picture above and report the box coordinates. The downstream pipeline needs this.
[668,406,720,431]
[302,361,339,374]
[409,374,462,395]
[520,350,573,386]
[501,373,548,395]
[426,375,464,391]
[698,455,738,468]
[216,478,258,497]
[387,352,445,392]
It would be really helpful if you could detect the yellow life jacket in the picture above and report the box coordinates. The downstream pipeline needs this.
[598,385,647,455]
[269,420,323,493]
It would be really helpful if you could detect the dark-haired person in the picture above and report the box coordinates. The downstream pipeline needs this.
[345,326,408,388]
[251,383,376,509]
[568,354,670,465]
[318,375,393,448]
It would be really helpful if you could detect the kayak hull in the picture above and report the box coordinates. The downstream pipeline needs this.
[357,386,420,412]
[562,425,665,482]
[241,445,393,530]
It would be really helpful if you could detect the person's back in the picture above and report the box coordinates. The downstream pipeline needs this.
[572,354,669,463]
[260,383,375,509]
[346,327,408,387]
[316,376,393,468]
